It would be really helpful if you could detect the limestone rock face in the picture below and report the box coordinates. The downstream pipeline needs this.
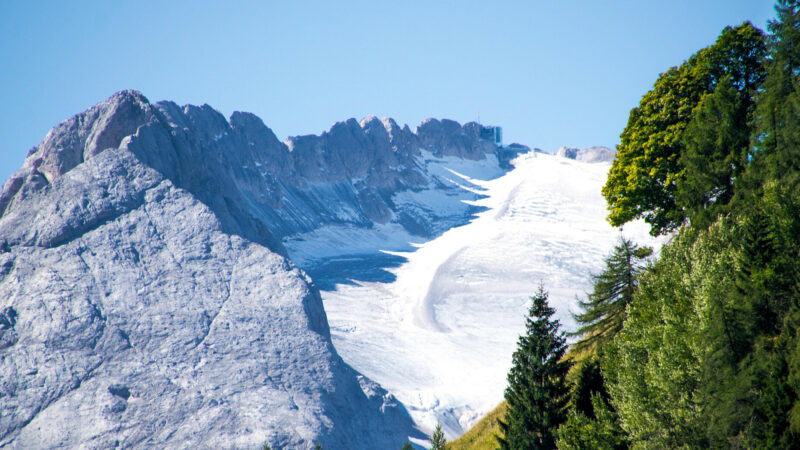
[556,145,616,163]
[0,91,420,448]
[416,118,497,160]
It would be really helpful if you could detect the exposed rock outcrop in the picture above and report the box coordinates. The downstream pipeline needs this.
[556,145,616,163]
[1,91,506,250]
[0,91,426,448]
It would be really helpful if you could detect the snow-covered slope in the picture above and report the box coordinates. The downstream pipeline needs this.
[293,151,661,440]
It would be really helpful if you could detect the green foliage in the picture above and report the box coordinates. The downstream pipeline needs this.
[604,223,737,448]
[677,76,751,229]
[430,423,446,450]
[558,360,627,449]
[727,185,800,447]
[751,0,800,166]
[570,360,609,420]
[498,286,571,449]
[556,393,627,450]
[601,188,800,447]
[603,22,766,235]
[570,238,652,358]
[401,442,413,450]
[593,5,800,449]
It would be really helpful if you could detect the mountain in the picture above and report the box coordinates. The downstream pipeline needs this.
[556,145,616,163]
[0,90,522,448]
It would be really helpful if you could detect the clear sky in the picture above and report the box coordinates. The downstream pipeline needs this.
[0,1,777,184]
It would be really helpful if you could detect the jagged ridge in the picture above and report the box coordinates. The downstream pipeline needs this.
[0,90,518,251]
[0,91,461,448]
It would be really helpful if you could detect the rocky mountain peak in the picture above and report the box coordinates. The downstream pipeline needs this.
[556,145,616,163]
[32,90,152,182]
[0,90,424,448]
[359,115,390,140]
[0,90,155,220]
[1,91,511,249]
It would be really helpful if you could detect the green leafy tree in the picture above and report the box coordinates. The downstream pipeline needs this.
[430,423,446,450]
[603,22,765,235]
[569,238,652,358]
[600,189,800,448]
[498,286,571,449]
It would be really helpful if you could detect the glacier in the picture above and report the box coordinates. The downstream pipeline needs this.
[287,150,661,440]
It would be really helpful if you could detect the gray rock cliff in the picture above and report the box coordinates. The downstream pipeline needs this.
[0,91,425,448]
[555,145,616,163]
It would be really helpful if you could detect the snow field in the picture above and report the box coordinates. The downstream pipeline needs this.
[292,151,661,439]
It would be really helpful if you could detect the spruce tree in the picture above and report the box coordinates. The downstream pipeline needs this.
[430,423,446,450]
[569,238,652,357]
[498,286,571,449]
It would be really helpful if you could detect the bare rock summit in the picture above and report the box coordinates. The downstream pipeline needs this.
[0,91,425,449]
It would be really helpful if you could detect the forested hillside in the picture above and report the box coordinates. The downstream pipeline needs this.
[492,2,800,448]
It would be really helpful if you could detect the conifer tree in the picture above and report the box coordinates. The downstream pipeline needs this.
[569,238,652,357]
[571,360,610,420]
[430,423,446,450]
[752,0,800,170]
[556,393,628,450]
[678,76,751,228]
[498,286,571,449]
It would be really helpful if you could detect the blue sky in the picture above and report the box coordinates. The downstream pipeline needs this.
[0,1,776,184]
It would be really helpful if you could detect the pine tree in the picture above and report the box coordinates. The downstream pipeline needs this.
[498,286,571,449]
[569,238,652,357]
[430,423,446,450]
[401,442,413,450]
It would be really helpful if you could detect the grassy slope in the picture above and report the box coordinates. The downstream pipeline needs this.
[447,402,506,450]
